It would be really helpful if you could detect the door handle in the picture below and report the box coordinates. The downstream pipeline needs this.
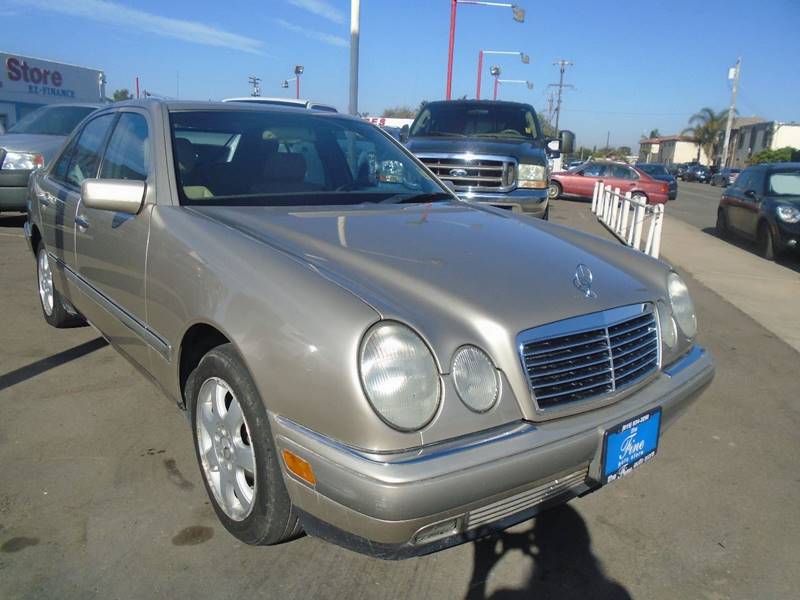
[75,214,90,231]
[38,193,52,208]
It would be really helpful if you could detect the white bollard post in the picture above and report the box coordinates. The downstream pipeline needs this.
[592,182,599,213]
[632,202,645,250]
[650,204,664,259]
[619,192,631,238]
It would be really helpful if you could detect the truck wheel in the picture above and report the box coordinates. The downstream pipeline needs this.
[187,343,302,545]
[36,241,85,328]
[548,181,562,200]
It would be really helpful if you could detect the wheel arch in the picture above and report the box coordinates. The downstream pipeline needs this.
[178,321,235,407]
[30,223,42,257]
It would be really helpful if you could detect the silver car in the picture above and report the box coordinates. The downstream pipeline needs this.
[24,100,714,558]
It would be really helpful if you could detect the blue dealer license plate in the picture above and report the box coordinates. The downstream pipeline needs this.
[602,408,661,484]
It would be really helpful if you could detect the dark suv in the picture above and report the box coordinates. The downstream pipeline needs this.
[404,100,568,219]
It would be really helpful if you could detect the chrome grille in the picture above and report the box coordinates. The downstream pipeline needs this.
[416,153,516,192]
[519,304,660,412]
[466,468,588,530]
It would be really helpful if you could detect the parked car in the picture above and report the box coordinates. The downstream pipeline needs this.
[0,103,100,212]
[710,167,741,187]
[404,100,568,219]
[549,161,670,204]
[564,158,585,170]
[675,163,690,180]
[26,99,713,559]
[635,163,678,200]
[222,96,338,112]
[684,165,710,183]
[716,162,800,259]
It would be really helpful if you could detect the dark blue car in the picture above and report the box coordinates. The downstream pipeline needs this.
[635,163,677,200]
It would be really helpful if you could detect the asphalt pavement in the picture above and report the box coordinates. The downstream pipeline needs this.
[1,204,799,600]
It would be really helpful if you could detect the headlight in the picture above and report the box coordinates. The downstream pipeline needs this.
[776,205,800,223]
[359,322,440,431]
[517,163,548,189]
[452,346,499,412]
[656,301,677,349]
[667,273,697,339]
[1,150,44,170]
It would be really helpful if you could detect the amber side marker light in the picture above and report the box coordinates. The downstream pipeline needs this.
[282,449,316,485]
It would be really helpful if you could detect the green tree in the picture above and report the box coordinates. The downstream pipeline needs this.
[648,128,661,139]
[749,146,800,164]
[682,107,732,164]
[381,105,416,118]
[112,89,133,102]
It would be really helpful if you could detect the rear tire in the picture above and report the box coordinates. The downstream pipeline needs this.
[548,181,562,200]
[187,343,302,545]
[757,222,777,261]
[36,241,85,328]
[715,209,729,238]
[631,192,648,204]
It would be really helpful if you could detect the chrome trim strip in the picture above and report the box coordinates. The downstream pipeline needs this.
[663,346,705,377]
[516,303,661,418]
[50,253,172,361]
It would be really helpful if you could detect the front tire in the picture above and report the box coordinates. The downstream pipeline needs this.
[757,222,777,261]
[187,343,302,545]
[548,181,562,200]
[36,241,84,328]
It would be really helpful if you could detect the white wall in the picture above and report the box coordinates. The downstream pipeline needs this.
[773,124,800,150]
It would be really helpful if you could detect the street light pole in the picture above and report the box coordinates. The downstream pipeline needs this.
[495,79,533,99]
[490,65,501,100]
[445,1,525,100]
[349,0,360,115]
[476,50,529,99]
[476,50,483,99]
[721,57,741,168]
[549,59,573,134]
[294,66,304,100]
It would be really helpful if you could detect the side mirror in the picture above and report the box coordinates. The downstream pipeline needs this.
[744,189,757,201]
[81,179,145,214]
[546,138,561,159]
[399,124,410,144]
[558,130,575,155]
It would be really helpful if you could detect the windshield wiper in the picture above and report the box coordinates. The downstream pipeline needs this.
[380,192,454,204]
[422,132,466,137]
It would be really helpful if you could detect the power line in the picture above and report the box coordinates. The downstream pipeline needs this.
[562,108,693,116]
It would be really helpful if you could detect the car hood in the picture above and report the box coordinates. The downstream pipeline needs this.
[190,202,667,345]
[0,133,67,165]
[406,136,547,163]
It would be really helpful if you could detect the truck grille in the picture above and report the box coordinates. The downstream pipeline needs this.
[416,153,516,192]
[518,304,660,412]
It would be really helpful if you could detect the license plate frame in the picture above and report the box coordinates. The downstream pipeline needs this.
[601,407,662,485]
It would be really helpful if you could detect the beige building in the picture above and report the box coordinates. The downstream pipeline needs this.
[638,135,709,165]
[727,120,800,167]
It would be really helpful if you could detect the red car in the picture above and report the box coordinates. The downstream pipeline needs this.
[549,161,670,204]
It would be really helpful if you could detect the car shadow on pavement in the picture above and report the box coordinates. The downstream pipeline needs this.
[0,212,27,229]
[701,227,800,274]
[464,505,631,600]
[0,337,108,391]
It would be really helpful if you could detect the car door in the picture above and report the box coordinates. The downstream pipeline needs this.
[725,169,752,233]
[737,167,765,237]
[74,110,154,371]
[36,113,117,298]
[605,164,638,194]
[572,162,606,196]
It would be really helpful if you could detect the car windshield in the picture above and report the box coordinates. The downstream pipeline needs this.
[410,103,541,139]
[638,164,668,176]
[7,105,97,136]
[170,110,447,207]
[768,171,800,196]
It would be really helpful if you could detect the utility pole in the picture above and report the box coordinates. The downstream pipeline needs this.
[720,57,741,168]
[548,60,573,134]
[248,76,261,97]
[349,0,360,115]
[606,130,610,149]
[546,91,555,123]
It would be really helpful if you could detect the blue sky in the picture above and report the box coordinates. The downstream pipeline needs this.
[1,0,798,148]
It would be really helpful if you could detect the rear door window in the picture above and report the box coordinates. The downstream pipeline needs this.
[582,163,607,177]
[63,114,116,188]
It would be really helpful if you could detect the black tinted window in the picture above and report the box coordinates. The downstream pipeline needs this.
[410,103,541,139]
[609,165,636,180]
[50,136,80,183]
[8,105,97,136]
[100,113,150,181]
[64,114,115,188]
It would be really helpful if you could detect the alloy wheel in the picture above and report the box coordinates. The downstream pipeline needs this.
[195,377,257,521]
[37,248,54,316]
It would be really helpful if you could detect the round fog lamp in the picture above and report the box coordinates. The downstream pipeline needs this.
[452,346,499,412]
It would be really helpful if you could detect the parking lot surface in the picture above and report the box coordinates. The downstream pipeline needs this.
[1,204,799,600]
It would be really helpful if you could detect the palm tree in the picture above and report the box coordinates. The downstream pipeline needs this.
[682,107,732,165]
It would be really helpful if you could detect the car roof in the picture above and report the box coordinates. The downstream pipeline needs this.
[106,98,358,121]
[39,102,105,110]
[422,99,533,109]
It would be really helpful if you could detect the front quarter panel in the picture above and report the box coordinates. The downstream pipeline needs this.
[145,205,429,451]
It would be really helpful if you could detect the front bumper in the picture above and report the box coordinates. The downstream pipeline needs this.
[272,345,714,558]
[0,169,32,211]
[774,219,800,252]
[457,187,548,218]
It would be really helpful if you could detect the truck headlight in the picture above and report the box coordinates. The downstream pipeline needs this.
[1,150,44,171]
[776,205,800,223]
[517,163,548,189]
[452,346,499,412]
[359,322,440,431]
[667,273,697,339]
